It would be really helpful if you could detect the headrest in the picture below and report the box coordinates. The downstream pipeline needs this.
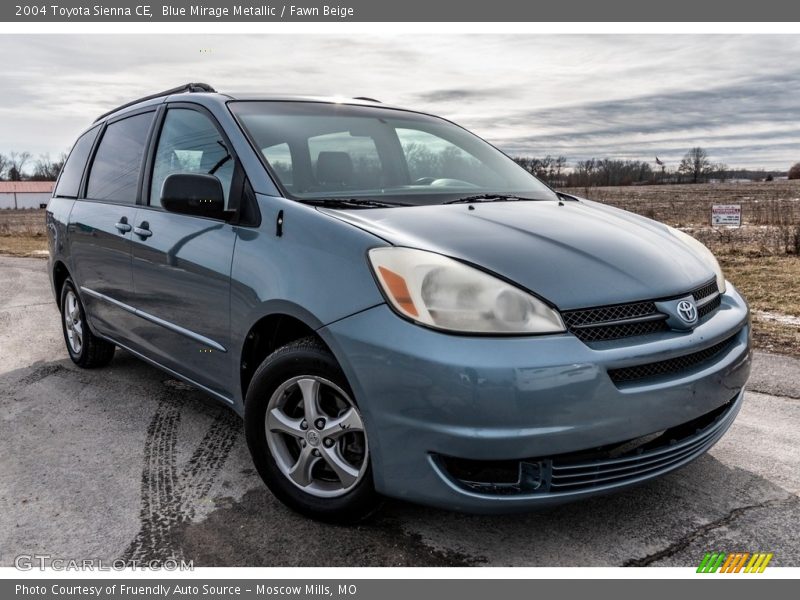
[316,151,354,185]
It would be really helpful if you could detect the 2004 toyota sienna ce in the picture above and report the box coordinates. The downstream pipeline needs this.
[47,83,751,522]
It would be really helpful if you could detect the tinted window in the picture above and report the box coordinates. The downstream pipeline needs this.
[150,109,234,208]
[87,112,153,204]
[54,126,100,198]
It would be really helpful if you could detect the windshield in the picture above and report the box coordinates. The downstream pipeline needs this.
[229,101,557,206]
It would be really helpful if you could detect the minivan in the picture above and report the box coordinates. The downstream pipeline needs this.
[47,83,751,521]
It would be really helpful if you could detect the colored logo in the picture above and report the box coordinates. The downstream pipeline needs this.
[697,552,773,573]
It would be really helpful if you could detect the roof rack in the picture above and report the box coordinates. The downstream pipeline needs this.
[353,96,381,103]
[94,82,217,122]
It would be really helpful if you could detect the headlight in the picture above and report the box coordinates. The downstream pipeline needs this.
[667,227,726,294]
[368,247,565,334]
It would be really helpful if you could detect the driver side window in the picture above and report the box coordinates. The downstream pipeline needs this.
[150,108,234,208]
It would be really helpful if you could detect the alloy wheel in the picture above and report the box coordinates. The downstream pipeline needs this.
[63,290,83,355]
[265,375,368,498]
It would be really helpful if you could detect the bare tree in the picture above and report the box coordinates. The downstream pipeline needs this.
[789,162,800,180]
[514,156,655,187]
[573,158,597,186]
[553,156,567,185]
[678,147,712,183]
[709,162,728,182]
[0,153,8,180]
[6,151,32,181]
[31,153,67,181]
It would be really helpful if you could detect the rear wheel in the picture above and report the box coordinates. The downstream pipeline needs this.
[245,337,380,523]
[60,278,115,368]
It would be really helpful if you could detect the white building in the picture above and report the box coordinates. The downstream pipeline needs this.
[0,181,55,209]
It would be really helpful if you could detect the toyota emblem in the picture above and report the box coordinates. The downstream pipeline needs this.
[677,300,698,323]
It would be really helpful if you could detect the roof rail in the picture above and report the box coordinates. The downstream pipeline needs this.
[353,96,381,103]
[94,82,217,122]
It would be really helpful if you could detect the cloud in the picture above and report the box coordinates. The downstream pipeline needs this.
[414,87,519,103]
[471,70,800,166]
[1,34,798,169]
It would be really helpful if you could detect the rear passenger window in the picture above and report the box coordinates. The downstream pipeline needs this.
[87,112,154,204]
[54,125,100,199]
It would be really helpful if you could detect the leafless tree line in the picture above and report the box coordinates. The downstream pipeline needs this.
[2,146,795,186]
[512,156,569,185]
[0,151,66,181]
[513,147,790,187]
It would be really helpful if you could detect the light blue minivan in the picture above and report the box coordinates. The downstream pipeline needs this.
[47,84,751,521]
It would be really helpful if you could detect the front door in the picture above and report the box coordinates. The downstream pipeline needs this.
[129,106,238,400]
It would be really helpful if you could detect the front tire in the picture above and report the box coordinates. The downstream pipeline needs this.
[60,278,115,368]
[245,337,380,523]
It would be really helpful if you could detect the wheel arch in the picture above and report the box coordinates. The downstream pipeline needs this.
[52,260,71,303]
[239,305,333,402]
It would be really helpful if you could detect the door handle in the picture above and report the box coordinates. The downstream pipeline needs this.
[133,222,152,238]
[114,218,131,234]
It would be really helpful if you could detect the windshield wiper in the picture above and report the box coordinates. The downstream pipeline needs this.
[443,194,544,204]
[299,198,402,209]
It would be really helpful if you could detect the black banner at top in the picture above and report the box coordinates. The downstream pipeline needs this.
[3,0,800,22]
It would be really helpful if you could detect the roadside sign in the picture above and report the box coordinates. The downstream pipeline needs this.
[711,204,742,227]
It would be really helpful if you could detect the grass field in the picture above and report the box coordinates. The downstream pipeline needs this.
[2,179,799,355]
[568,179,800,227]
[568,179,800,257]
[0,209,48,257]
[718,255,800,355]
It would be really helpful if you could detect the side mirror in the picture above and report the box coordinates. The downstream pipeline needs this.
[160,173,231,220]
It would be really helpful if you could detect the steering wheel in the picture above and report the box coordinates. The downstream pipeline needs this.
[413,177,478,188]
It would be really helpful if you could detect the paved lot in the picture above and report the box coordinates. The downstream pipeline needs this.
[1,256,799,567]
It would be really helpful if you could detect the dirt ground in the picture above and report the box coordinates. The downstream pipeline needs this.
[2,181,799,355]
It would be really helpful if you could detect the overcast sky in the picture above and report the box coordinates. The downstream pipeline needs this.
[2,34,799,170]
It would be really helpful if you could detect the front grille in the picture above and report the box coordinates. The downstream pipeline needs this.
[569,319,669,342]
[437,393,741,496]
[607,332,738,384]
[692,280,718,302]
[697,294,722,319]
[561,301,658,328]
[562,279,720,343]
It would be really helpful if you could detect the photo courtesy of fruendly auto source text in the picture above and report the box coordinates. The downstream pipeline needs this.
[0,0,798,596]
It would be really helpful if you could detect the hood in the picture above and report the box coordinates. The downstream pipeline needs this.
[321,199,717,311]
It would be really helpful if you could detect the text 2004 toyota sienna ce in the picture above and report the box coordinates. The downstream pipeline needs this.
[47,83,751,522]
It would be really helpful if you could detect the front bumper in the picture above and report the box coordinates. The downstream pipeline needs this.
[320,285,751,513]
